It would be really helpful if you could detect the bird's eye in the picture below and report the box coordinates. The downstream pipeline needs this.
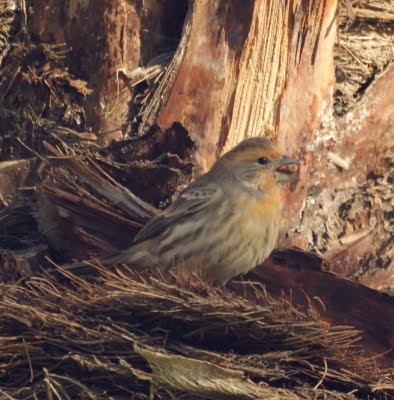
[257,157,269,165]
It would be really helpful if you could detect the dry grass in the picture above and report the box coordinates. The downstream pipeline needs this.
[0,265,392,399]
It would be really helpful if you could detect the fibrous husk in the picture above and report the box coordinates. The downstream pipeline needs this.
[0,266,393,399]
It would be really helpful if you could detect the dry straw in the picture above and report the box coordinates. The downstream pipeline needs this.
[0,264,392,399]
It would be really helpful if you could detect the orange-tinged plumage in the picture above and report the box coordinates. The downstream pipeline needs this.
[66,137,299,284]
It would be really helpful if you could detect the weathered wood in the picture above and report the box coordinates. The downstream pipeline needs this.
[29,0,142,144]
[27,0,183,145]
[155,1,337,173]
[282,64,394,287]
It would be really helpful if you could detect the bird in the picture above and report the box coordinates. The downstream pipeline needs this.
[63,137,299,284]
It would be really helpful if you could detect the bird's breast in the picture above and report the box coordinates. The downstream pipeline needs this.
[241,188,282,232]
[239,188,282,260]
[201,188,282,282]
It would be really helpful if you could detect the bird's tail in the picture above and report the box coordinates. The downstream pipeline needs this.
[54,245,148,276]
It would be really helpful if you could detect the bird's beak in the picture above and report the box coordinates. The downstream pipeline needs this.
[275,156,300,183]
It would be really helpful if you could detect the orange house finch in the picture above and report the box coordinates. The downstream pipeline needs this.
[66,138,299,284]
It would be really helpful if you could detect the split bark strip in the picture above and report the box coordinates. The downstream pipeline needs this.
[37,143,158,258]
[39,184,141,257]
[43,142,157,222]
[224,0,291,151]
[156,0,255,172]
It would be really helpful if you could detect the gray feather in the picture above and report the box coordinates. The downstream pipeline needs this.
[133,183,221,244]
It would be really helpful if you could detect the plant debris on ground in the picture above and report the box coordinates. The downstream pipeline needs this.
[0,265,393,399]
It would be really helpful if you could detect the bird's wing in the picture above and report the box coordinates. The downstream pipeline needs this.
[133,183,221,244]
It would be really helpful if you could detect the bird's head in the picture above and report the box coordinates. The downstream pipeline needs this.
[219,137,300,193]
